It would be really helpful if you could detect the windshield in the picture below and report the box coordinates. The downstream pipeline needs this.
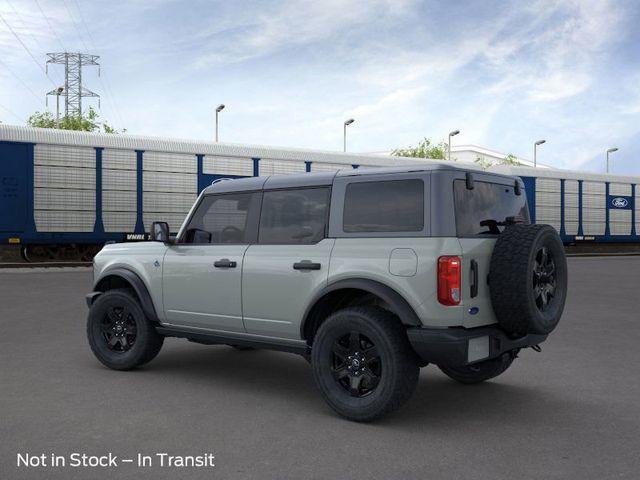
[454,179,530,236]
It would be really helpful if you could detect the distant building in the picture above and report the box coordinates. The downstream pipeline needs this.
[450,145,550,169]
[365,144,551,169]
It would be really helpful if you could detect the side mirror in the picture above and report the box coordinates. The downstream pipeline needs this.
[151,222,170,243]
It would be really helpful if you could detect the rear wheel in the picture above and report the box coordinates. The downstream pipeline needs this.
[311,307,419,422]
[439,352,516,384]
[87,289,164,370]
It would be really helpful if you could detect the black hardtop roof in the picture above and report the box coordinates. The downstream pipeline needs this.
[202,164,520,194]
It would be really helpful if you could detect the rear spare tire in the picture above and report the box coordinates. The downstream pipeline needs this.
[489,224,567,336]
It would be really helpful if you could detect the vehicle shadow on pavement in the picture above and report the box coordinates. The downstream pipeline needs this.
[388,372,572,429]
[136,342,319,400]
[129,342,576,428]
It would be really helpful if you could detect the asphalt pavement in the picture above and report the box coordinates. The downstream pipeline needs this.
[1,257,639,480]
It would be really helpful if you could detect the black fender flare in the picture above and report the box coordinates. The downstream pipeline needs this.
[301,278,422,339]
[89,267,159,322]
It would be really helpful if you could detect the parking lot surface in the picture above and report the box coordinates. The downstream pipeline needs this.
[1,257,639,480]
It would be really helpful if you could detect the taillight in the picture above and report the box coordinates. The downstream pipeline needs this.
[438,256,461,306]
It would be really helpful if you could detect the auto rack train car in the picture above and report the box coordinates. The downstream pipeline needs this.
[491,165,640,245]
[1,124,638,261]
[0,125,421,261]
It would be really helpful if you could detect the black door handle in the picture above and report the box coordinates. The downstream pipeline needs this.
[470,259,478,298]
[214,258,237,268]
[293,261,321,271]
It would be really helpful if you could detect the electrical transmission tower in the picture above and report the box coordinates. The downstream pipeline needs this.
[46,53,100,118]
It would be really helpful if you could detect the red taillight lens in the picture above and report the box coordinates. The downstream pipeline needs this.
[438,256,461,306]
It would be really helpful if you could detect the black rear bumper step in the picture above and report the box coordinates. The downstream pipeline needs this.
[407,325,547,367]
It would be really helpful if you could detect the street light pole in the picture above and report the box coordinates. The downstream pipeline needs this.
[343,118,354,152]
[534,139,546,168]
[215,104,225,142]
[448,130,460,161]
[606,147,618,173]
[55,87,64,128]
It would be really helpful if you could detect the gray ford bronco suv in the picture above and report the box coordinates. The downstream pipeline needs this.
[86,165,567,421]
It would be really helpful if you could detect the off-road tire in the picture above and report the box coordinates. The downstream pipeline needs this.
[489,224,567,336]
[311,306,419,422]
[439,351,516,384]
[87,289,164,370]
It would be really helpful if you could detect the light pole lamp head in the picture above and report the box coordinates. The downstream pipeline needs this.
[535,139,546,146]
[449,129,460,137]
[216,104,225,113]
[344,118,355,126]
[56,86,64,94]
[607,147,618,154]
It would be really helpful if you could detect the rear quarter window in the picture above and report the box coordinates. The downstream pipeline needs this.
[454,180,529,236]
[343,179,424,233]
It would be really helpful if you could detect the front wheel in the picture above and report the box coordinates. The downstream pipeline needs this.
[438,351,516,384]
[87,289,164,370]
[311,307,419,422]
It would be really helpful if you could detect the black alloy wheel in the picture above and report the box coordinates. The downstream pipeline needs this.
[311,306,419,422]
[101,306,137,352]
[87,289,164,370]
[331,331,382,397]
[532,246,556,312]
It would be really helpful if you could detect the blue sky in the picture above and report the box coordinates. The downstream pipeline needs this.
[1,0,639,174]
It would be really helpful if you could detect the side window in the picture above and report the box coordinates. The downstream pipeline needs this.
[182,192,259,244]
[343,179,424,233]
[259,188,329,244]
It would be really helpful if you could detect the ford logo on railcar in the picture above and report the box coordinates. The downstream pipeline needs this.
[611,197,629,208]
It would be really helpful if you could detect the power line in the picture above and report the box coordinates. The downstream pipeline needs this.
[0,102,24,122]
[61,0,90,51]
[69,0,126,127]
[33,0,67,52]
[4,0,65,86]
[0,11,57,87]
[0,57,43,103]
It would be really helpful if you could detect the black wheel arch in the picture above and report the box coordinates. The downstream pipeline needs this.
[90,268,159,322]
[301,278,422,342]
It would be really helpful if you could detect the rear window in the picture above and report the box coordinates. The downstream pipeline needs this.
[454,180,529,236]
[343,179,424,233]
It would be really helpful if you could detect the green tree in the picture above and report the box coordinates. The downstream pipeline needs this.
[474,155,494,169]
[392,138,450,160]
[27,107,125,133]
[502,153,521,165]
[475,152,522,170]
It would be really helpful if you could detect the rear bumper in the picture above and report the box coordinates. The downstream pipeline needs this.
[406,325,547,367]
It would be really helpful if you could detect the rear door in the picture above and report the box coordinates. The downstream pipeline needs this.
[454,177,530,328]
[0,142,28,233]
[242,187,333,340]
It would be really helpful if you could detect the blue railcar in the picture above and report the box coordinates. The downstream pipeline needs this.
[1,125,638,260]
[0,125,413,260]
[490,165,640,244]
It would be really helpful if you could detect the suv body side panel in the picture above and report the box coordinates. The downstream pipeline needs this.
[328,237,465,328]
[242,238,335,339]
[162,244,249,332]
[92,242,168,321]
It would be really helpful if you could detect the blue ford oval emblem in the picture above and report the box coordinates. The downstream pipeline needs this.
[611,197,628,208]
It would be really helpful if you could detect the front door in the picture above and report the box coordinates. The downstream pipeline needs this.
[162,191,261,332]
[242,187,333,340]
